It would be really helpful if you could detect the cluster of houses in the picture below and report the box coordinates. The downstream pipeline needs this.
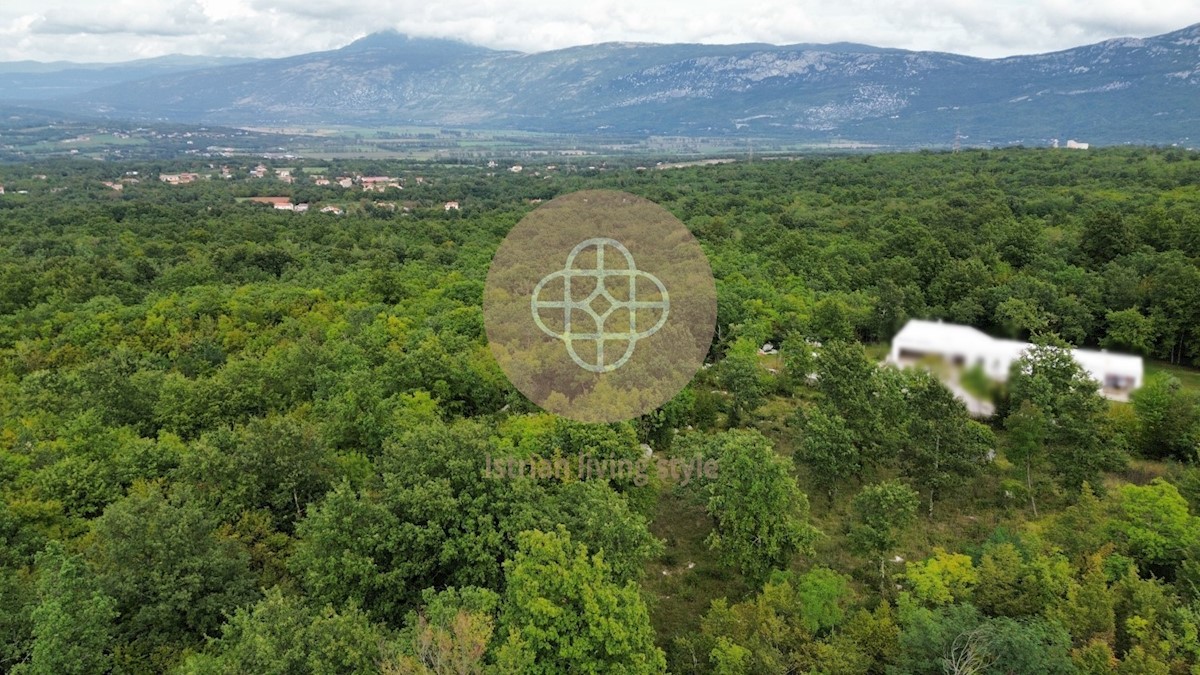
[360,176,402,191]
[159,172,200,185]
[148,164,450,215]
[0,161,506,211]
[246,196,344,215]
[177,165,417,192]
[243,193,461,215]
[249,196,307,211]
[102,171,141,191]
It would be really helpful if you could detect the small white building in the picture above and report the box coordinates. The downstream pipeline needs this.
[1066,139,1090,150]
[887,319,1142,402]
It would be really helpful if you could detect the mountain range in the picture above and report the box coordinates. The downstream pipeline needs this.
[4,26,1200,147]
[0,55,257,100]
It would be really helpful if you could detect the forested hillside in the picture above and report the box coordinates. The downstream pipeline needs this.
[1,148,1200,673]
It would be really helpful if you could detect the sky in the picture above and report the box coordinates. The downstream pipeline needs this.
[1,0,1197,63]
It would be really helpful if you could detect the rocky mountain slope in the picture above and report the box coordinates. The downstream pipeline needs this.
[13,26,1200,146]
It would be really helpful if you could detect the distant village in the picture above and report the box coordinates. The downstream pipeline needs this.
[0,151,667,217]
[156,165,432,215]
[0,159,569,215]
[146,162,567,215]
[0,135,1096,205]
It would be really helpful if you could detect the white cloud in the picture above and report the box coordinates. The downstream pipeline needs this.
[0,0,1195,62]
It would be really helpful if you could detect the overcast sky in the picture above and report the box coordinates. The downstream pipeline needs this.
[1,0,1197,63]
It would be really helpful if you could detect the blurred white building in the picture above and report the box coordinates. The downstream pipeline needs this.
[887,319,1142,402]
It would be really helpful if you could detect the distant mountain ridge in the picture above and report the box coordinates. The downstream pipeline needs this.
[6,26,1200,146]
[0,55,258,100]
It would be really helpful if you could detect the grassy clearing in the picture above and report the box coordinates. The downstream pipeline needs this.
[642,482,749,649]
[1107,458,1171,488]
[863,342,890,360]
[1146,360,1200,392]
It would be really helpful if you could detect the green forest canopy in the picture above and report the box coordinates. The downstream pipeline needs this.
[0,147,1199,673]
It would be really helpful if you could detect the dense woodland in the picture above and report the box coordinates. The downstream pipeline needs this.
[1,147,1200,673]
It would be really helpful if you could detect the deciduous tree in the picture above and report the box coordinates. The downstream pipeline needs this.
[849,480,920,588]
[495,528,665,674]
[23,542,116,675]
[901,370,992,516]
[1004,400,1048,516]
[703,431,820,584]
[1007,339,1119,491]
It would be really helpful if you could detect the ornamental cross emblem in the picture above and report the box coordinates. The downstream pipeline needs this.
[531,237,669,372]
